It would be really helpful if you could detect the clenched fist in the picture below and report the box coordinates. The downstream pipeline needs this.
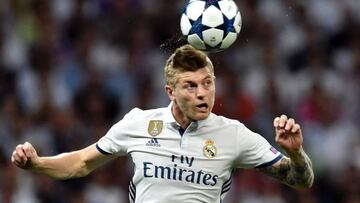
[11,142,39,170]
[273,115,303,154]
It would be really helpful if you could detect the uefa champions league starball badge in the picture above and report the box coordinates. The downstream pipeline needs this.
[148,120,163,137]
[203,140,217,158]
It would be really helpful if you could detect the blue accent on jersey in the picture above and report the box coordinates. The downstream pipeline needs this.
[146,138,161,147]
[255,154,283,168]
[221,184,231,194]
[96,143,112,155]
[143,161,219,186]
[221,169,233,195]
[178,128,185,136]
[221,179,232,194]
[129,180,136,202]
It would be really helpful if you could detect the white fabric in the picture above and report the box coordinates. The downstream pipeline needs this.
[97,103,282,203]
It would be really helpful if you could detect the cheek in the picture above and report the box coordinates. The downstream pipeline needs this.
[208,88,216,98]
[175,93,193,109]
[208,89,216,106]
[177,94,192,106]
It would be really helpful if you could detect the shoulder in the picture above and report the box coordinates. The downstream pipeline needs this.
[109,107,165,133]
[207,113,259,137]
[208,113,246,129]
[118,107,165,123]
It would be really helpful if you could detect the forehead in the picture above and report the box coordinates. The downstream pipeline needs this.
[176,68,213,82]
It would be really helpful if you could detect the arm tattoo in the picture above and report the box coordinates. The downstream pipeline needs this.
[257,149,314,189]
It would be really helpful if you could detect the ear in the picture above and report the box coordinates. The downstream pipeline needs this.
[165,85,175,101]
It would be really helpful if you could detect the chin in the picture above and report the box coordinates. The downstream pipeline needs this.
[193,113,210,121]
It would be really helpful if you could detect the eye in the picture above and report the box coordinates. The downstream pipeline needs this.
[203,79,213,87]
[184,83,196,91]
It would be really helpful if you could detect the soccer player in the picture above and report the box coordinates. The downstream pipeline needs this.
[11,45,314,203]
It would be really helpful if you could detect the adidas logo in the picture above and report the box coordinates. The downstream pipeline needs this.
[146,138,161,147]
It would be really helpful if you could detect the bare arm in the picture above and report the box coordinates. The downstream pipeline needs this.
[257,115,314,189]
[11,142,115,180]
[257,148,314,189]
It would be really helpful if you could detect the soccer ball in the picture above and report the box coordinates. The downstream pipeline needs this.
[180,0,242,52]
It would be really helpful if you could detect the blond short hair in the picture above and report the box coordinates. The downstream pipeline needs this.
[164,44,214,88]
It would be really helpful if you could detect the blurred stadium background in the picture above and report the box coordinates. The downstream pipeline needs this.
[0,0,359,202]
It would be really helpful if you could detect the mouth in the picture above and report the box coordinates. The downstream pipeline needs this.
[196,103,208,112]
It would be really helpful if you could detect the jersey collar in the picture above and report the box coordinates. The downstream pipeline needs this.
[163,102,178,124]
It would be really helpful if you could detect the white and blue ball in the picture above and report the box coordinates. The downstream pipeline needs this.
[180,0,242,52]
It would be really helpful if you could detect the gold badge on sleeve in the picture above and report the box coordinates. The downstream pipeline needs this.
[203,140,217,158]
[148,120,163,137]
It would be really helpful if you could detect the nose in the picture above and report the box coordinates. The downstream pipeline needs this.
[196,86,206,99]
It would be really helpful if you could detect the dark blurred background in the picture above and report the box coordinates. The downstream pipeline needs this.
[0,0,359,203]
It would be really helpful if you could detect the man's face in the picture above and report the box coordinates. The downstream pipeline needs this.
[166,67,215,121]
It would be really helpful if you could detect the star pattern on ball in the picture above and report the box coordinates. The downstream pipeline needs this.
[181,0,241,52]
[203,0,221,9]
[217,13,236,34]
[188,16,205,39]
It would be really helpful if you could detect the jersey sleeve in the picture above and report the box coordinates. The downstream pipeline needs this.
[96,108,142,156]
[234,123,283,169]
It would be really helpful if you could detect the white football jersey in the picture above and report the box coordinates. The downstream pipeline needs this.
[96,103,283,203]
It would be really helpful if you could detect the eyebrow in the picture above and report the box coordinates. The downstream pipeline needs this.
[182,75,212,83]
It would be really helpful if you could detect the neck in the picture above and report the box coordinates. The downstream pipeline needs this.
[171,103,192,129]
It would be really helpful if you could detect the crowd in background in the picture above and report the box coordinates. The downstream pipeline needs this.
[0,0,359,202]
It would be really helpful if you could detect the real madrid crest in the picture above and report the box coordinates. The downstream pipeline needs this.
[148,120,163,137]
[203,140,217,158]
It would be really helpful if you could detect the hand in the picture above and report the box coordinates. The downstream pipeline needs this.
[273,115,303,154]
[11,142,40,170]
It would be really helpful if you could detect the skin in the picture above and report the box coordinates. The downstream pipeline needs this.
[166,67,313,189]
[257,114,314,189]
[165,67,215,129]
[11,143,113,180]
[12,66,313,188]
